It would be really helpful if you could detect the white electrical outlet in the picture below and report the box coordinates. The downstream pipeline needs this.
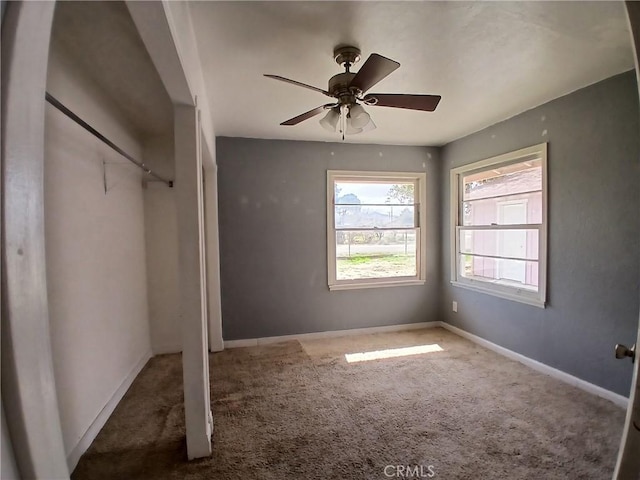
[452,301,458,313]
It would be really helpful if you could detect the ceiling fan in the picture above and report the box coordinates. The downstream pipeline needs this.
[264,45,441,139]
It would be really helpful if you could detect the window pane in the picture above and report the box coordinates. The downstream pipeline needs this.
[336,229,417,280]
[462,160,542,227]
[462,192,542,226]
[463,159,542,201]
[335,181,415,205]
[459,254,539,291]
[335,205,415,229]
[459,228,539,261]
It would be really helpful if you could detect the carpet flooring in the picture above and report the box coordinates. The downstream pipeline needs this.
[71,327,626,479]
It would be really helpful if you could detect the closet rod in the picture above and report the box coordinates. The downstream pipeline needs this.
[45,92,173,187]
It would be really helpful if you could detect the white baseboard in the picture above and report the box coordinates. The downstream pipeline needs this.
[223,321,441,349]
[439,322,629,409]
[66,349,152,472]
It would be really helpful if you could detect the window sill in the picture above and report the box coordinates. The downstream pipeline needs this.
[450,280,546,308]
[329,279,425,291]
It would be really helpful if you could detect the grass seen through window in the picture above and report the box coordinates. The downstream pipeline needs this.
[337,253,416,280]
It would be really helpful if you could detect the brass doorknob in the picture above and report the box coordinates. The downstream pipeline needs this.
[615,344,636,362]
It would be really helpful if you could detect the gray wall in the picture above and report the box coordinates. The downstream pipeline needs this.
[217,138,441,340]
[440,71,640,396]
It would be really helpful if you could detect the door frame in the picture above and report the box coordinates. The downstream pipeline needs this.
[613,2,640,478]
[1,2,70,477]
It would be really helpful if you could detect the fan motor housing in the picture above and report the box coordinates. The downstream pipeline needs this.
[328,72,358,100]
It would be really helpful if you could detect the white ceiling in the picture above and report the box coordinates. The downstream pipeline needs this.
[189,1,634,146]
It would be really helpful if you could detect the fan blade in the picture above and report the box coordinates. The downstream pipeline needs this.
[280,106,327,126]
[349,54,400,93]
[364,94,441,112]
[264,74,330,96]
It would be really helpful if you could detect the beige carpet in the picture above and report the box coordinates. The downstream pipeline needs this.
[72,328,626,479]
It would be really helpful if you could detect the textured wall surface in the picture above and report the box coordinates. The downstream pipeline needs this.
[45,44,151,458]
[217,138,441,340]
[144,181,180,354]
[440,71,640,396]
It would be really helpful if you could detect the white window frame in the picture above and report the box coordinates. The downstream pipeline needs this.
[327,170,427,291]
[450,143,548,307]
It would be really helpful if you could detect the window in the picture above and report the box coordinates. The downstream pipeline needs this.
[450,143,547,307]
[327,170,427,290]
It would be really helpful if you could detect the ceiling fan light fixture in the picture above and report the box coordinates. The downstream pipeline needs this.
[362,117,377,133]
[345,115,376,135]
[345,118,363,135]
[349,104,371,129]
[265,46,440,138]
[320,108,340,132]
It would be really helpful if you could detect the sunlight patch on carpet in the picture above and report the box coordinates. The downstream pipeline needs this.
[345,344,444,363]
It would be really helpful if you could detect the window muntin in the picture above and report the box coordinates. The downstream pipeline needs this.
[450,144,547,306]
[328,172,426,290]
